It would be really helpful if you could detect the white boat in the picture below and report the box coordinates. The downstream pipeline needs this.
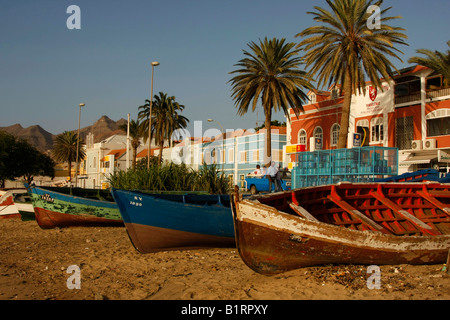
[0,189,34,220]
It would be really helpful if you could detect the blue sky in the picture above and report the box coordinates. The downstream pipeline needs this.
[1,0,449,136]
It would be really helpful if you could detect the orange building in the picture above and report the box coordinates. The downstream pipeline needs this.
[286,65,450,174]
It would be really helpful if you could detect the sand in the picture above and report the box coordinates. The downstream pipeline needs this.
[0,218,449,302]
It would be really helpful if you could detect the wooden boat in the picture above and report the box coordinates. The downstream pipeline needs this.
[0,189,23,219]
[14,192,36,221]
[111,188,235,253]
[25,184,123,229]
[231,182,450,275]
[0,188,34,220]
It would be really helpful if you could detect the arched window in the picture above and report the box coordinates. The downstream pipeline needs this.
[330,124,340,147]
[313,126,323,149]
[298,129,307,145]
[426,109,450,137]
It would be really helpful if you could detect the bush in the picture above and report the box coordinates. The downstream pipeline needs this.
[107,162,230,194]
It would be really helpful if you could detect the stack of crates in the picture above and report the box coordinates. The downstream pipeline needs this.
[292,146,398,189]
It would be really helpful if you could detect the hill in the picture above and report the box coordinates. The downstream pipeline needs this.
[0,115,128,152]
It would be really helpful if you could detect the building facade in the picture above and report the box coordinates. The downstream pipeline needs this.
[286,65,450,174]
[171,127,288,186]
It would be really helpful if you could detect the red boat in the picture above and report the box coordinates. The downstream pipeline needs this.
[231,182,450,275]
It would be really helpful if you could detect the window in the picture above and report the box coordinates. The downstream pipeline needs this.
[426,109,450,137]
[313,127,323,150]
[371,117,384,143]
[426,75,446,90]
[394,76,421,96]
[228,149,234,163]
[331,88,340,100]
[228,175,234,188]
[331,124,340,146]
[298,129,307,145]
[252,150,259,162]
[309,93,316,104]
[356,119,370,147]
[272,150,283,162]
[240,151,248,163]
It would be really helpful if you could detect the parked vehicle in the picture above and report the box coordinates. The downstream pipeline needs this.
[245,169,291,194]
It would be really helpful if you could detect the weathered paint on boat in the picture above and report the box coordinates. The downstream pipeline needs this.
[0,190,22,219]
[111,188,235,253]
[25,184,123,229]
[231,183,450,275]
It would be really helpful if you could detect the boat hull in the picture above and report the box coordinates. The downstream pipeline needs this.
[26,185,123,229]
[111,189,235,253]
[0,189,29,219]
[232,183,450,275]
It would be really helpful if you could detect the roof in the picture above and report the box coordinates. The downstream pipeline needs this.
[106,148,127,159]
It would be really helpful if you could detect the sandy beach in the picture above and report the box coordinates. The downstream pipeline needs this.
[0,218,449,303]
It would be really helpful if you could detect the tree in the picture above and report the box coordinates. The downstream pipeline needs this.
[138,92,189,165]
[408,41,450,85]
[296,0,408,149]
[0,131,55,187]
[52,131,85,181]
[119,118,145,169]
[229,37,314,166]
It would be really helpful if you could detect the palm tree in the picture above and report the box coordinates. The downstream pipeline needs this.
[119,119,144,169]
[296,0,408,149]
[408,41,450,85]
[138,92,189,165]
[229,37,314,165]
[52,131,85,181]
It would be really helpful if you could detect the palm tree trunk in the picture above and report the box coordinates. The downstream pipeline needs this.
[158,138,164,165]
[264,108,272,166]
[338,67,352,149]
[68,161,72,182]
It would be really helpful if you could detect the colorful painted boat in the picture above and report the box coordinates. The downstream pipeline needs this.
[111,188,235,253]
[231,183,450,275]
[25,184,123,229]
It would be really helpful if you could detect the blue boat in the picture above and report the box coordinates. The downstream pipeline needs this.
[110,188,236,253]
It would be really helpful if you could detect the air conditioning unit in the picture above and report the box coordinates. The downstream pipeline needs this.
[411,140,422,150]
[424,139,437,149]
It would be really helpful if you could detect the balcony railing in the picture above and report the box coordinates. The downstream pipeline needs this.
[395,92,421,105]
[428,87,450,100]
[394,87,450,105]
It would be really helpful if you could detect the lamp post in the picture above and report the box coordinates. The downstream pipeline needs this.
[147,61,160,169]
[208,119,225,172]
[75,103,85,188]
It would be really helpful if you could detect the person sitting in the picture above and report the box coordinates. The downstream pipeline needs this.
[248,164,262,176]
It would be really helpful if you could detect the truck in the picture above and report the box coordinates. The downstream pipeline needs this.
[244,169,292,194]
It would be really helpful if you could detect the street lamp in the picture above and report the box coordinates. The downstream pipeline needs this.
[208,119,225,172]
[147,61,160,169]
[75,103,85,188]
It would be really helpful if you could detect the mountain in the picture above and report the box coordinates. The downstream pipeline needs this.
[0,124,55,153]
[79,115,127,142]
[0,115,128,152]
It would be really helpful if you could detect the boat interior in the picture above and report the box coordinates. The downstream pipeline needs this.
[255,183,450,236]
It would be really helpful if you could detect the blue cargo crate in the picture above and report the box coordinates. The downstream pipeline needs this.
[292,146,398,189]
